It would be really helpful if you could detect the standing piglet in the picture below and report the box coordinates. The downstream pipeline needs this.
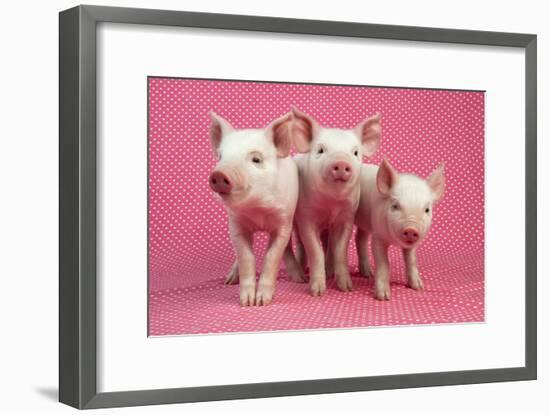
[291,107,381,296]
[355,159,445,300]
[208,112,303,306]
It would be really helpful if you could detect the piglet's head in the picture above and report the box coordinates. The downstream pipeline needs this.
[208,111,292,207]
[292,106,381,196]
[376,158,445,248]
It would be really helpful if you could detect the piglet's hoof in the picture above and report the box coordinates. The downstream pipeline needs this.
[408,276,424,291]
[310,279,326,297]
[255,283,275,306]
[374,283,391,301]
[336,275,353,292]
[224,268,239,285]
[359,263,373,279]
[287,265,307,283]
[239,284,256,307]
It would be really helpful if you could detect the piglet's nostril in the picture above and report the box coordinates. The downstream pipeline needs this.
[402,227,420,242]
[330,161,353,182]
[209,170,234,194]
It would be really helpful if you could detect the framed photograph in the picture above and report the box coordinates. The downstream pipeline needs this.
[59,5,537,409]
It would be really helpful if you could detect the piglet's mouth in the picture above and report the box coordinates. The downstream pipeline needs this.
[400,236,422,248]
[214,187,247,202]
[333,177,350,183]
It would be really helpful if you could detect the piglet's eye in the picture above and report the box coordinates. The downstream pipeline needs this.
[318,147,324,154]
[252,156,262,164]
[353,150,359,157]
[391,202,400,210]
[425,208,430,213]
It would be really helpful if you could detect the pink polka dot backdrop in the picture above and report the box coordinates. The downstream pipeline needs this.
[148,77,485,336]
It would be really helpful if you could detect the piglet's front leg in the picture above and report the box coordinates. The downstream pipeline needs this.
[403,247,424,290]
[299,222,327,296]
[355,228,374,279]
[372,236,391,300]
[330,222,354,292]
[230,225,256,307]
[256,227,292,306]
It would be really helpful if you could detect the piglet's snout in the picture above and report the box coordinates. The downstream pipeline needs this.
[401,226,420,244]
[330,160,353,182]
[209,170,234,194]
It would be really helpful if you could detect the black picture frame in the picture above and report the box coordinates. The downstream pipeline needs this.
[59,4,537,409]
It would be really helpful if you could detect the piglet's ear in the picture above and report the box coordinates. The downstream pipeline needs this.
[291,106,318,153]
[209,112,233,158]
[377,158,398,196]
[427,163,445,202]
[267,112,293,158]
[355,113,381,157]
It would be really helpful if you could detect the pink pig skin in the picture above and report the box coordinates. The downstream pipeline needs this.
[355,159,445,300]
[208,112,303,306]
[290,107,381,296]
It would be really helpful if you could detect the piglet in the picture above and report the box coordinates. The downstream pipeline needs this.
[208,112,304,306]
[355,159,445,300]
[291,107,381,296]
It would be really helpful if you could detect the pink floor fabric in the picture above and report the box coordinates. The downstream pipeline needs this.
[148,78,485,336]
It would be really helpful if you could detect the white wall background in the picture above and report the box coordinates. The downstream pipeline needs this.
[0,0,546,413]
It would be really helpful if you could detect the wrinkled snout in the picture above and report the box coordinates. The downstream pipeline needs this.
[209,170,233,194]
[401,226,420,244]
[330,160,353,182]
